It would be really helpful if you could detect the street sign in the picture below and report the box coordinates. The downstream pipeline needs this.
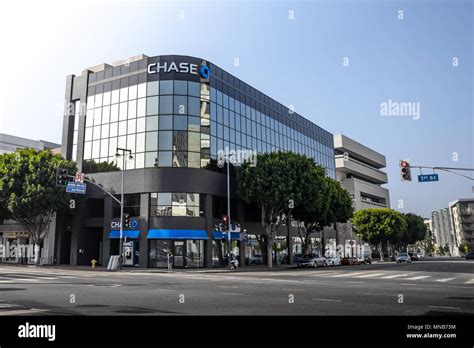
[75,172,85,183]
[418,174,439,182]
[66,182,87,194]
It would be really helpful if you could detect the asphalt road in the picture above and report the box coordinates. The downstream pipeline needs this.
[0,258,473,316]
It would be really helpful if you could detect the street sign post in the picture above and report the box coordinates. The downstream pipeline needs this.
[66,182,87,194]
[418,174,439,182]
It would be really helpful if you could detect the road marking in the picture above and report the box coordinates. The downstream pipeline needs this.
[329,271,370,278]
[354,273,386,278]
[435,278,456,283]
[220,292,244,296]
[404,276,431,280]
[311,298,342,302]
[307,271,338,277]
[428,305,460,310]
[0,308,48,316]
[0,278,39,283]
[155,288,177,292]
[464,279,474,284]
[380,273,413,279]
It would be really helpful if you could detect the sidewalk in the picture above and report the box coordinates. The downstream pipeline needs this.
[0,262,299,273]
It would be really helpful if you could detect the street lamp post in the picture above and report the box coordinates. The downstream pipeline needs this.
[115,147,133,270]
[226,157,231,269]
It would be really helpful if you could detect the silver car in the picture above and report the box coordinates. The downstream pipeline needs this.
[396,253,412,263]
[325,255,342,266]
[297,254,326,268]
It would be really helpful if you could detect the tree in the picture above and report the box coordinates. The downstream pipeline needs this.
[237,151,320,268]
[401,213,427,248]
[352,208,407,261]
[0,149,77,264]
[82,159,119,174]
[321,177,354,255]
[444,243,451,255]
[291,164,328,255]
[459,242,469,255]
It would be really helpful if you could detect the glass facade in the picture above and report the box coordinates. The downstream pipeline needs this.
[150,192,203,217]
[78,56,335,178]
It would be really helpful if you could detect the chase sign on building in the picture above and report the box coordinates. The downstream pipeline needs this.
[147,56,210,81]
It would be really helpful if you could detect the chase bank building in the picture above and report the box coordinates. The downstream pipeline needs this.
[57,54,335,269]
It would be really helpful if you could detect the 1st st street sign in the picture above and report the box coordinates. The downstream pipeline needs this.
[418,174,439,182]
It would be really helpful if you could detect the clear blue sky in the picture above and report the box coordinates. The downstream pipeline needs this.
[0,0,472,217]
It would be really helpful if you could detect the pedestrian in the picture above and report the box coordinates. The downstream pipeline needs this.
[167,252,173,272]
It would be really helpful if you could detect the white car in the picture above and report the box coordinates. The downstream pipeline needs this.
[325,255,342,266]
[396,253,412,263]
[297,254,326,268]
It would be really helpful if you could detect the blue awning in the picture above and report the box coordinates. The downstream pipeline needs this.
[147,229,209,240]
[108,230,140,239]
[212,231,241,240]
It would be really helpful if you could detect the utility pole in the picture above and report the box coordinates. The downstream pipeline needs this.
[115,148,133,270]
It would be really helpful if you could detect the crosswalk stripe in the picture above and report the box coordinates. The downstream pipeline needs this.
[354,273,386,278]
[405,275,431,280]
[380,273,413,279]
[464,279,474,284]
[329,271,371,278]
[435,278,456,283]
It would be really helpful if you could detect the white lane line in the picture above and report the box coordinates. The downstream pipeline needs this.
[307,271,338,277]
[404,276,431,280]
[220,292,244,296]
[435,278,456,283]
[312,298,342,302]
[428,305,460,310]
[464,279,474,284]
[0,308,48,316]
[354,273,386,278]
[329,271,371,278]
[155,288,177,292]
[0,278,39,282]
[380,273,413,279]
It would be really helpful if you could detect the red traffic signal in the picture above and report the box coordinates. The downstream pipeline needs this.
[399,160,412,181]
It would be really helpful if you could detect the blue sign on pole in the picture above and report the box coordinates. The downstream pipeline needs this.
[66,182,87,194]
[418,174,439,182]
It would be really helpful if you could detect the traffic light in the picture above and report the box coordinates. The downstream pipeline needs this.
[56,167,69,186]
[222,215,228,225]
[123,214,131,228]
[399,160,412,181]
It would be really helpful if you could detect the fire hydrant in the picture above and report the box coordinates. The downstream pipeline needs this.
[91,259,97,269]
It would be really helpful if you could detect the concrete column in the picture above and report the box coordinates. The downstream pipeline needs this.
[238,200,246,268]
[102,197,113,267]
[139,193,150,268]
[205,194,213,268]
[70,205,86,266]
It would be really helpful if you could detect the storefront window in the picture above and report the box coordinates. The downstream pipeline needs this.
[244,234,266,266]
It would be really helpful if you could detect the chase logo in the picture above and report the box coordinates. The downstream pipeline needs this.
[200,65,210,79]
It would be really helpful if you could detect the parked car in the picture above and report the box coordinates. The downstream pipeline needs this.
[325,255,342,267]
[341,257,359,265]
[466,252,474,260]
[396,253,412,263]
[297,254,326,268]
[293,254,303,264]
[357,255,372,264]
[408,252,419,261]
